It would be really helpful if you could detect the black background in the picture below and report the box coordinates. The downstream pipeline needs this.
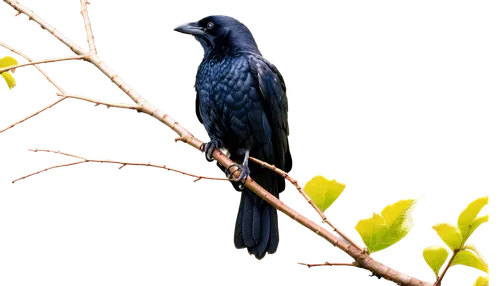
[0,0,497,285]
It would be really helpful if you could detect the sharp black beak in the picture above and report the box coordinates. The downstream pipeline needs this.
[174,22,205,36]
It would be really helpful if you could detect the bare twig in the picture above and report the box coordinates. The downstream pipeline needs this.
[0,97,66,133]
[56,93,138,110]
[0,42,66,92]
[249,156,364,251]
[12,148,229,184]
[435,250,459,286]
[0,42,72,133]
[0,55,85,73]
[297,259,355,268]
[3,0,87,55]
[80,0,97,54]
[3,2,432,285]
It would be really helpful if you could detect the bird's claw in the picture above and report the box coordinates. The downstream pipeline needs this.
[226,163,250,190]
[201,141,217,162]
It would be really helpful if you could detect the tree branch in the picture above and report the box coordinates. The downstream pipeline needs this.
[0,97,66,133]
[12,148,229,184]
[2,0,87,55]
[249,156,364,251]
[80,0,97,54]
[297,259,356,269]
[56,92,138,110]
[0,55,85,73]
[0,41,74,133]
[0,42,67,92]
[2,1,433,285]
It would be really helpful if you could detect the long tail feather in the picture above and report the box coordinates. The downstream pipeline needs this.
[234,166,279,259]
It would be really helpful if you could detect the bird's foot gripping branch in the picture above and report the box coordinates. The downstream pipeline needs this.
[0,0,492,285]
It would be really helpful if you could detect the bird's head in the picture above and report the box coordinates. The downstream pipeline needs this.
[174,15,260,56]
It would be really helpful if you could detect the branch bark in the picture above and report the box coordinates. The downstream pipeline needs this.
[80,0,97,54]
[2,1,433,285]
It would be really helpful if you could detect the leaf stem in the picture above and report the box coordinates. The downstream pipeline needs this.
[435,250,459,286]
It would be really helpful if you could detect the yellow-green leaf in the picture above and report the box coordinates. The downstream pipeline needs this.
[1,72,16,89]
[304,175,345,212]
[355,198,418,253]
[0,56,18,69]
[355,213,385,253]
[472,276,489,286]
[451,249,488,273]
[0,54,19,91]
[380,196,415,227]
[465,212,493,244]
[432,223,462,250]
[458,196,488,241]
[423,246,449,277]
[464,243,488,268]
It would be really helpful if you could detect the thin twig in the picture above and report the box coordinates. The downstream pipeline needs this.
[56,93,137,109]
[3,0,87,55]
[0,42,66,92]
[0,42,71,133]
[435,250,459,286]
[297,259,355,268]
[249,156,364,251]
[0,97,66,133]
[80,0,97,54]
[11,148,229,184]
[0,55,85,73]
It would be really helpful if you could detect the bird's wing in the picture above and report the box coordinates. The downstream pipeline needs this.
[248,55,292,173]
[192,80,203,126]
[192,62,203,126]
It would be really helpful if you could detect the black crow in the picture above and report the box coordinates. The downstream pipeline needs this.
[175,15,292,259]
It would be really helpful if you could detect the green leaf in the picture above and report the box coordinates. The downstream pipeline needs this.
[464,243,488,268]
[355,198,418,253]
[451,249,488,273]
[304,175,345,212]
[0,54,19,92]
[423,246,449,277]
[472,276,489,286]
[458,196,488,242]
[355,213,385,253]
[432,223,462,250]
[465,212,493,244]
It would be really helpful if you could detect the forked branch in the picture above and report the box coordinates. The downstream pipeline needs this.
[0,42,67,92]
[12,149,228,184]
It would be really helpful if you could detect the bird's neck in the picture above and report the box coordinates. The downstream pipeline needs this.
[204,30,261,61]
[205,46,260,63]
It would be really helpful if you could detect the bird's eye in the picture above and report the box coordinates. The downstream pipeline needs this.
[207,22,214,29]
